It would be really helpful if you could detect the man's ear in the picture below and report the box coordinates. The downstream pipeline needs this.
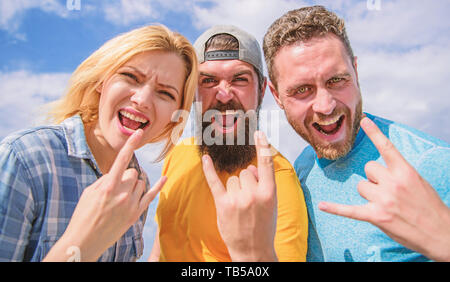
[268,80,284,110]
[260,77,268,101]
[353,56,359,82]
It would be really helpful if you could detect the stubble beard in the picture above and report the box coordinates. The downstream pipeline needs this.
[287,99,363,160]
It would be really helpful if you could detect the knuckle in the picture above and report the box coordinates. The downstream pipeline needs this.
[364,161,377,172]
[239,169,249,178]
[356,181,366,193]
[116,192,130,205]
[373,209,395,225]
[259,188,276,204]
[123,168,139,180]
[226,176,240,187]
[390,181,406,197]
[260,155,273,166]
[380,139,394,154]
[403,166,418,181]
[220,197,236,211]
[238,198,252,210]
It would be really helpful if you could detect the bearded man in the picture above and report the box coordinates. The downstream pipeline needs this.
[149,25,308,262]
[263,6,450,261]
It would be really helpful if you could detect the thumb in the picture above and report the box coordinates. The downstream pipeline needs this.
[202,154,226,201]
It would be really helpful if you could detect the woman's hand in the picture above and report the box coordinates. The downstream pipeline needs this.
[43,129,166,262]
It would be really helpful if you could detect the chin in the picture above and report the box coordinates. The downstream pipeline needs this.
[313,140,353,160]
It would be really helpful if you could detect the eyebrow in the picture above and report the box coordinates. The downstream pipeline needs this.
[286,83,309,94]
[285,72,353,92]
[121,65,180,95]
[233,70,253,78]
[159,82,180,96]
[199,72,215,77]
[330,73,352,79]
[199,70,253,78]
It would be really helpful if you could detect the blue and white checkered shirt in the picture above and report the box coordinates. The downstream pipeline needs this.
[0,115,147,261]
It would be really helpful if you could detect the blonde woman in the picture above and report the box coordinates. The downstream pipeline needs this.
[0,25,197,262]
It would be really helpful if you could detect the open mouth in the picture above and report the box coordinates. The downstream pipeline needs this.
[312,115,344,136]
[118,110,150,132]
[213,111,240,132]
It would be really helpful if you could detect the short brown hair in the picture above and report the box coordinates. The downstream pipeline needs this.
[205,33,265,104]
[263,5,355,88]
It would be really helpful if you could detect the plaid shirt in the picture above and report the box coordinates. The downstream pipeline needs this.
[0,115,147,261]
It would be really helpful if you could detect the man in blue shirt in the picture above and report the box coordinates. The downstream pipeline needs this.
[262,6,450,261]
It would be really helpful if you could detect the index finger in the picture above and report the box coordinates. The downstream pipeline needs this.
[109,129,143,181]
[254,131,276,192]
[318,201,372,222]
[360,117,406,167]
[202,154,226,199]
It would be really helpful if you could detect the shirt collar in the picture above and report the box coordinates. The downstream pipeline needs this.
[62,115,93,159]
[61,114,143,178]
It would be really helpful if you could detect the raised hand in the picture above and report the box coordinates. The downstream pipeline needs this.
[44,129,166,262]
[319,117,450,261]
[202,131,278,262]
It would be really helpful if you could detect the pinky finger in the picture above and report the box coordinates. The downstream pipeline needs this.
[318,201,372,222]
[139,176,167,214]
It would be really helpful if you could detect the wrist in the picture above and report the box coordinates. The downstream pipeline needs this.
[43,232,101,262]
[426,206,450,262]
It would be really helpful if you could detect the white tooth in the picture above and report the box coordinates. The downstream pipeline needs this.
[130,114,142,123]
[120,111,148,123]
[123,125,136,132]
[318,115,340,126]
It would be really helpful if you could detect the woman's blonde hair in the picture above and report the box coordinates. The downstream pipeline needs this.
[47,24,198,161]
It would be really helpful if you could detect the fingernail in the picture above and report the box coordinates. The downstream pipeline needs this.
[132,129,143,141]
[318,202,327,210]
[360,117,371,127]
[256,131,268,145]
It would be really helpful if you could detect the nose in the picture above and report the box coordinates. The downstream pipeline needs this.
[215,80,233,104]
[312,87,336,115]
[130,84,154,110]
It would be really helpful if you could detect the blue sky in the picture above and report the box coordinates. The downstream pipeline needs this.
[1,0,449,261]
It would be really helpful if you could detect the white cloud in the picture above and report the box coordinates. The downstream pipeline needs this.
[0,70,71,138]
[192,0,306,42]
[358,42,450,142]
[102,0,160,26]
[0,0,69,39]
[1,0,449,260]
[342,0,450,142]
[100,0,195,26]
[346,0,450,49]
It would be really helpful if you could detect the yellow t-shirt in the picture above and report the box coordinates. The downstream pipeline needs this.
[156,137,308,261]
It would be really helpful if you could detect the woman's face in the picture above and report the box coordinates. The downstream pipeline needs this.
[95,50,186,152]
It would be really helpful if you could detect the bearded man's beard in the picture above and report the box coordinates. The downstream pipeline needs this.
[287,99,363,160]
[197,101,258,173]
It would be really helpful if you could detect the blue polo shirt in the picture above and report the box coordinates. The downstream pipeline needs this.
[294,113,450,261]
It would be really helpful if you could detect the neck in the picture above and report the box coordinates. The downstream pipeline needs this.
[84,122,117,175]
